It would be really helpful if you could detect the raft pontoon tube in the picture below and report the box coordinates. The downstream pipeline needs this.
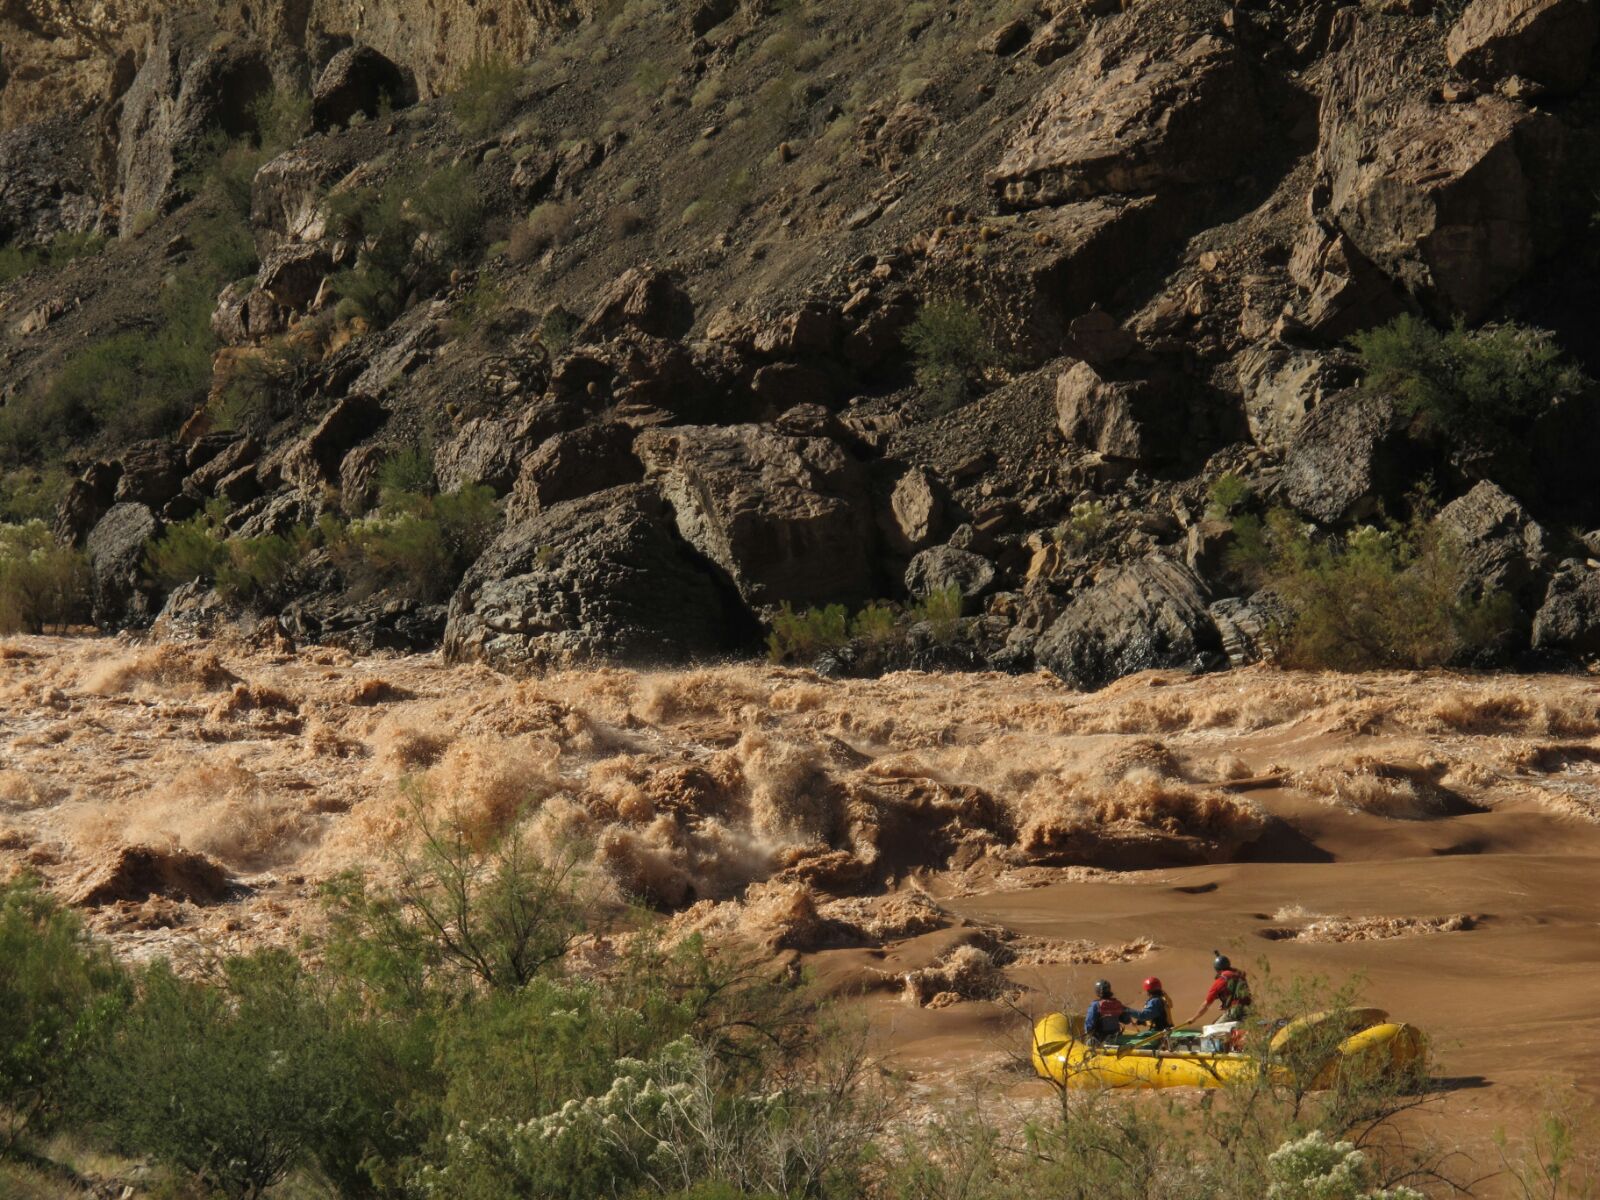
[1030,1008,1427,1090]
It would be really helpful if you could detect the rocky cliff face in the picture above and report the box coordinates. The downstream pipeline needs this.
[2,0,1599,686]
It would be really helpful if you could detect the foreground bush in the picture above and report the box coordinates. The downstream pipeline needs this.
[0,521,89,634]
[904,299,997,411]
[1230,507,1513,670]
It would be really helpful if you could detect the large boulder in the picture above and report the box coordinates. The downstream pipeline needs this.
[1234,341,1359,450]
[635,425,876,608]
[312,46,412,131]
[86,503,159,627]
[508,424,643,519]
[272,396,387,491]
[1436,480,1547,602]
[1035,555,1220,690]
[114,441,186,508]
[1056,360,1187,463]
[1532,563,1600,656]
[444,484,746,669]
[582,266,695,342]
[1281,390,1406,525]
[992,25,1265,210]
[252,143,361,253]
[1313,67,1566,320]
[904,545,996,612]
[256,242,335,313]
[1447,0,1598,95]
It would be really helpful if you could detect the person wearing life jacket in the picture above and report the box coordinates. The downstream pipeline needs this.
[1127,976,1175,1032]
[1085,979,1131,1046]
[1181,951,1253,1028]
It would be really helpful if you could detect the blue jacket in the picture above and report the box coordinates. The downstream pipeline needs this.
[1085,999,1130,1041]
[1128,993,1173,1031]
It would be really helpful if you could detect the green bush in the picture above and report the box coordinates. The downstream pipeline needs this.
[1351,315,1587,444]
[0,880,126,1155]
[1229,507,1514,670]
[452,55,524,137]
[144,505,316,607]
[326,484,501,600]
[904,299,997,411]
[1207,471,1253,519]
[850,601,898,645]
[0,521,90,634]
[87,952,377,1200]
[1056,499,1109,551]
[143,504,231,591]
[0,231,108,286]
[0,468,68,524]
[377,446,437,497]
[767,602,849,662]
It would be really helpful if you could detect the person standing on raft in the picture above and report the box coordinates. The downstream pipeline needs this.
[1181,951,1253,1028]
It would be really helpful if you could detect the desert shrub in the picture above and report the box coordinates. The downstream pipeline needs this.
[447,275,509,342]
[911,585,964,640]
[144,505,316,606]
[86,952,378,1200]
[0,880,126,1155]
[143,503,231,590]
[0,230,107,285]
[1352,315,1587,444]
[1056,499,1109,550]
[326,484,501,600]
[1207,471,1253,519]
[452,54,524,137]
[209,337,311,434]
[330,165,487,327]
[1,268,217,456]
[0,467,68,523]
[539,304,581,353]
[514,201,577,262]
[767,603,849,662]
[1230,507,1514,670]
[377,446,437,497]
[0,521,90,634]
[904,299,996,411]
[851,602,898,645]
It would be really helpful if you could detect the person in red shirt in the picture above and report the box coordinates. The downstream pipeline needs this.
[1181,951,1253,1027]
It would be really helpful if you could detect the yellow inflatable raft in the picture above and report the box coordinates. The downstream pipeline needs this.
[1030,1008,1427,1090]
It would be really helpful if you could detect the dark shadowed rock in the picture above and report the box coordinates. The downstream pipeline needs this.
[86,503,159,627]
[114,441,186,507]
[68,844,230,907]
[905,545,995,611]
[313,45,412,131]
[635,424,876,608]
[275,396,387,491]
[1532,563,1600,656]
[1035,555,1220,689]
[56,462,122,547]
[993,26,1265,209]
[252,143,361,252]
[1209,591,1290,668]
[1234,341,1360,450]
[1436,480,1547,602]
[434,417,526,496]
[445,484,746,669]
[582,266,695,341]
[0,117,101,246]
[1282,390,1405,525]
[508,424,643,519]
[1056,360,1187,463]
[1448,0,1598,95]
[256,242,335,312]
[185,437,259,500]
[282,597,446,653]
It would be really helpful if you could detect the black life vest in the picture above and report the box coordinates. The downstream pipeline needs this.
[1090,997,1126,1036]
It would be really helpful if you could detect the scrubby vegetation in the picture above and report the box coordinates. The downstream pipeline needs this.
[1230,507,1513,671]
[0,520,89,633]
[1352,315,1589,445]
[0,231,107,286]
[0,841,1577,1200]
[766,586,966,662]
[451,54,524,137]
[904,299,998,411]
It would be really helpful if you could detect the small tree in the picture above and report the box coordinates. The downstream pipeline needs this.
[904,299,997,411]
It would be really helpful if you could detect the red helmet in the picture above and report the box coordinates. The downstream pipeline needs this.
[1143,976,1163,993]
